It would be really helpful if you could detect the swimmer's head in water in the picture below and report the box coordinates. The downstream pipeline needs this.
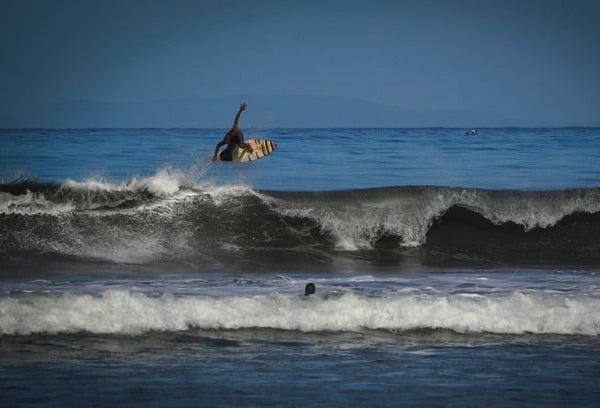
[305,283,315,296]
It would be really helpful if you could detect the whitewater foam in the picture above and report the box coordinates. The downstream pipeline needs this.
[63,167,186,196]
[1,290,599,336]
[0,190,76,215]
[202,184,258,205]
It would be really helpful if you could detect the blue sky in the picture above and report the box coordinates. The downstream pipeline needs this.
[1,0,599,126]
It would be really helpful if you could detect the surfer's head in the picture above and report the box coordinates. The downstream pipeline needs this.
[304,283,315,296]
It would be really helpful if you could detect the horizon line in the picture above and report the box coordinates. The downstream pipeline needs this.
[3,125,600,131]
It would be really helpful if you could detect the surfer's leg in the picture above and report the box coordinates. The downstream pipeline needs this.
[238,131,253,153]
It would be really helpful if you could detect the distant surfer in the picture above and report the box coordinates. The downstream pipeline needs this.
[466,129,478,136]
[305,283,316,296]
[212,103,254,161]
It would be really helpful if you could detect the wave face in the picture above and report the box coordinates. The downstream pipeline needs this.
[2,289,599,336]
[1,173,600,266]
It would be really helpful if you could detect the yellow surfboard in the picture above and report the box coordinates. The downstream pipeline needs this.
[229,139,277,163]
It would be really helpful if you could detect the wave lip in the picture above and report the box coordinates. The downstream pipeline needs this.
[1,290,599,336]
[0,168,188,215]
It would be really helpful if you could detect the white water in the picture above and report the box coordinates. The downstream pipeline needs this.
[2,289,599,336]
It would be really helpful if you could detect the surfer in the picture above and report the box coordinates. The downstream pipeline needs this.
[212,103,254,161]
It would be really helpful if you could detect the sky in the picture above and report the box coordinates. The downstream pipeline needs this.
[1,0,599,127]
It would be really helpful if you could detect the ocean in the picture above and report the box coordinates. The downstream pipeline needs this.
[1,127,600,406]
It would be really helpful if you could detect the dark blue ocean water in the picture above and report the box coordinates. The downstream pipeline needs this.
[3,128,600,190]
[1,128,600,406]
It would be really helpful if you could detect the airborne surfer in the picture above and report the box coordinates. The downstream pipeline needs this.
[212,103,254,161]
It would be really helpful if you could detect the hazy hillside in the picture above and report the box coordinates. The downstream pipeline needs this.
[1,95,522,128]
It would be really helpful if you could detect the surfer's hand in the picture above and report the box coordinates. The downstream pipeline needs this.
[240,103,247,111]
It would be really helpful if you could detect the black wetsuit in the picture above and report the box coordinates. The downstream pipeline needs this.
[217,131,244,161]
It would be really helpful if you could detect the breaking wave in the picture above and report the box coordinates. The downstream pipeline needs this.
[2,290,599,336]
[1,172,600,266]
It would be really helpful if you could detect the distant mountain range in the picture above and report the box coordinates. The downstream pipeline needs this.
[0,95,530,128]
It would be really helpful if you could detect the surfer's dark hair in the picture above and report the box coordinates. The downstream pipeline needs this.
[305,283,316,296]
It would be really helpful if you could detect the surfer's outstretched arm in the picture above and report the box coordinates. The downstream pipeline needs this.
[232,103,247,130]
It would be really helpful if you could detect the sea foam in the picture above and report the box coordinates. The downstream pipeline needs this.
[1,290,598,336]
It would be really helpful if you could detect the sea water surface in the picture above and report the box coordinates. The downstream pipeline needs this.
[1,128,600,406]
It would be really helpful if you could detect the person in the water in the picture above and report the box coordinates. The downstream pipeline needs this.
[305,283,316,296]
[212,103,253,161]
